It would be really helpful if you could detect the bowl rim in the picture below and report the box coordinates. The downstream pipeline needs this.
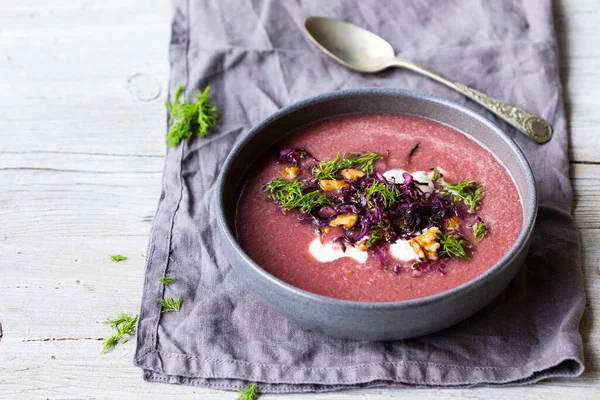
[216,88,538,310]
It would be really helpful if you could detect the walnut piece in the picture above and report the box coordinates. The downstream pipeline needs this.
[409,227,440,261]
[329,214,358,229]
[446,216,461,232]
[319,179,350,191]
[358,241,368,252]
[280,167,300,181]
[341,168,365,181]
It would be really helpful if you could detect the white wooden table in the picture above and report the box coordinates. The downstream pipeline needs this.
[1,1,598,399]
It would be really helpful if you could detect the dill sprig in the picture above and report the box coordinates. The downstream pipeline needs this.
[264,178,332,213]
[430,167,441,182]
[313,152,383,180]
[439,178,484,212]
[158,276,177,285]
[110,254,127,262]
[237,384,259,400]
[366,225,385,248]
[438,232,471,260]
[102,313,138,354]
[364,179,400,208]
[473,222,487,242]
[166,84,218,147]
[157,295,183,313]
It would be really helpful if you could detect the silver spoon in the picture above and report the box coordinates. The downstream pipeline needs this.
[304,16,552,144]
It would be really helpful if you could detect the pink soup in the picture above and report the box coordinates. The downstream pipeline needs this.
[235,114,523,302]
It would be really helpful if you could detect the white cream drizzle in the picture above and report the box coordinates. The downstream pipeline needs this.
[382,169,435,193]
[389,239,420,262]
[308,237,368,263]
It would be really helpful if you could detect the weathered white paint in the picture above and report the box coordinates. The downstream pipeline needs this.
[0,0,598,398]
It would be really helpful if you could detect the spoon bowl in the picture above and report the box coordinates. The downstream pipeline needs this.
[305,16,395,73]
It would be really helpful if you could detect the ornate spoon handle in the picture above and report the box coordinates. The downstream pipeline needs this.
[390,57,552,144]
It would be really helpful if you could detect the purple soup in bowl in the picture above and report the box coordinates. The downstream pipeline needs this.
[216,88,537,341]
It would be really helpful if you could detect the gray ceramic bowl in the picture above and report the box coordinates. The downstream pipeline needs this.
[216,88,537,341]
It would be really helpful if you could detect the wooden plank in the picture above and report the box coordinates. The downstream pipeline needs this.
[555,0,600,163]
[572,163,600,229]
[0,0,170,157]
[0,169,161,237]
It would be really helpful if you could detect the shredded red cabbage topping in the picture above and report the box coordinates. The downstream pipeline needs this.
[264,148,487,274]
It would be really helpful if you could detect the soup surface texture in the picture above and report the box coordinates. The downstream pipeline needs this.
[235,113,522,302]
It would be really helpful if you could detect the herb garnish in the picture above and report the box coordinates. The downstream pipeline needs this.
[438,232,472,260]
[366,225,386,248]
[158,277,177,285]
[313,152,383,180]
[237,384,260,400]
[166,84,218,147]
[265,148,488,269]
[439,178,484,212]
[363,179,400,208]
[157,295,183,313]
[408,142,420,160]
[473,222,487,242]
[264,178,333,213]
[430,167,441,182]
[110,255,127,262]
[102,313,138,354]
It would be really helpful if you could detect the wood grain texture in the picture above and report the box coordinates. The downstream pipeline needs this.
[1,0,599,399]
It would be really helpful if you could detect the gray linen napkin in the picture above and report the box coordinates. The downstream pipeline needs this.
[134,0,585,392]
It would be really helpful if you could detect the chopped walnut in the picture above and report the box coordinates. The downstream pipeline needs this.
[446,216,461,232]
[341,168,365,181]
[409,227,440,261]
[358,241,368,252]
[330,214,358,229]
[280,167,300,181]
[319,179,350,191]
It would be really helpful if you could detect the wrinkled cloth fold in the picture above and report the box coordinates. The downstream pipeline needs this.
[135,0,584,392]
